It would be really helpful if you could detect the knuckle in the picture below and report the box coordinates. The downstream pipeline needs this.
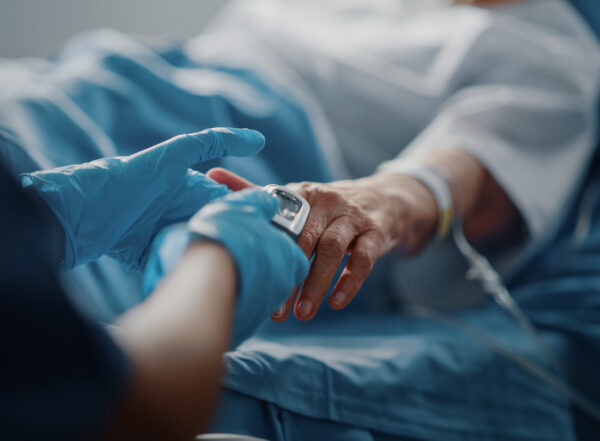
[355,215,373,232]
[311,186,342,205]
[299,228,318,252]
[343,202,369,224]
[299,181,315,191]
[320,232,348,257]
[289,181,315,197]
[353,247,377,272]
[367,227,385,244]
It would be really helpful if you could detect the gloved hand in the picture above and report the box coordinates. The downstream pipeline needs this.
[144,189,310,347]
[22,128,264,271]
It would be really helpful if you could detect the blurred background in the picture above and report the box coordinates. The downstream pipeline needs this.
[0,0,227,58]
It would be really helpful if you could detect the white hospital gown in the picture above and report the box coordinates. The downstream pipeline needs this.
[186,0,600,309]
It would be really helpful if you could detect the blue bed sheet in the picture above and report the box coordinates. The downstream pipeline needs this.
[214,309,575,441]
[1,29,599,440]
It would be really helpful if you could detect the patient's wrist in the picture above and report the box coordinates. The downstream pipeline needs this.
[365,172,438,254]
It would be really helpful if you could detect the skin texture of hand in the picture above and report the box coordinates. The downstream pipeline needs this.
[208,148,520,321]
[282,175,438,320]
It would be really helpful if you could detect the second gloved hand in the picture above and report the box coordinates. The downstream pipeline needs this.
[145,189,310,347]
[22,128,264,271]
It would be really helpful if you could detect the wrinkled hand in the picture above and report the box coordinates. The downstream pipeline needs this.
[207,168,439,321]
[23,128,264,271]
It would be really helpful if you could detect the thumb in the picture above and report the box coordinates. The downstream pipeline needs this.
[139,127,265,170]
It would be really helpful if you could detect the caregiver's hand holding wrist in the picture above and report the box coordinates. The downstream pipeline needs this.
[144,189,310,347]
[22,128,264,271]
[109,190,309,438]
[189,189,310,345]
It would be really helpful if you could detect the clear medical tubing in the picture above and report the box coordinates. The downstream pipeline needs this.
[452,221,563,369]
[439,218,600,424]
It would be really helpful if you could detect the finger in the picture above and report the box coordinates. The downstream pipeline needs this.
[296,204,333,259]
[190,127,265,162]
[295,217,356,320]
[329,231,379,310]
[141,127,265,170]
[207,167,258,191]
[271,288,299,322]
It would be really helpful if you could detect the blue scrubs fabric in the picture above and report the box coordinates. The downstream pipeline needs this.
[0,30,333,321]
[0,165,130,440]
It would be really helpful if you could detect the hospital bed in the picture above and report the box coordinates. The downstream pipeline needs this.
[1,1,600,439]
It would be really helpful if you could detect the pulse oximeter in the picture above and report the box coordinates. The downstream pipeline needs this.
[263,184,310,242]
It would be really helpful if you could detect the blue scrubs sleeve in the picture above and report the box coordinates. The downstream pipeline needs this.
[0,165,131,441]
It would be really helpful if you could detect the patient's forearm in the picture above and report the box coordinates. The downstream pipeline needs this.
[415,148,520,241]
[377,148,520,244]
[104,242,236,441]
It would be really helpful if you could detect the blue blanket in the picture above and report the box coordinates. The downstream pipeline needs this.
[1,30,598,441]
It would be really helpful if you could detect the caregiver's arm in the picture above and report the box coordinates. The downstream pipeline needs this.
[101,241,237,441]
[99,189,309,440]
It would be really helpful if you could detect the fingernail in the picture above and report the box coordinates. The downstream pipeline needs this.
[331,292,346,307]
[273,304,287,318]
[297,299,313,317]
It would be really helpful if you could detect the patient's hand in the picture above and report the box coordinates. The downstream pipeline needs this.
[207,168,438,321]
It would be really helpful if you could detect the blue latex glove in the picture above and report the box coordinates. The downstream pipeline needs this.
[144,189,310,347]
[22,128,264,271]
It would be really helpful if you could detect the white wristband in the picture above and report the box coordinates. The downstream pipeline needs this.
[378,162,453,240]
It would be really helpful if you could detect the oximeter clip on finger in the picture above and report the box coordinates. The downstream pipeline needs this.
[263,185,310,242]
